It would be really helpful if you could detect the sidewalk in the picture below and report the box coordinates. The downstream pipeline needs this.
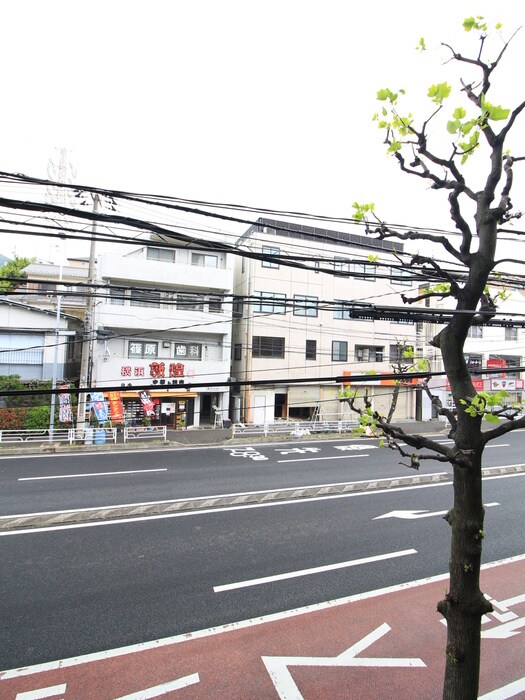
[0,420,447,456]
[2,554,524,699]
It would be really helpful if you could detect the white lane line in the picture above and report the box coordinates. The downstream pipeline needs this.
[18,469,167,482]
[2,472,448,519]
[15,684,67,699]
[278,455,368,463]
[213,548,417,593]
[2,553,524,680]
[479,676,525,700]
[113,673,200,699]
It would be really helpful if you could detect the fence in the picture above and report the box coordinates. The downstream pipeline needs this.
[123,426,167,443]
[0,428,117,445]
[232,420,357,437]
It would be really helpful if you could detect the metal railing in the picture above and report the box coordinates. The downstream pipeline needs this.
[0,428,117,445]
[123,426,167,443]
[232,420,357,437]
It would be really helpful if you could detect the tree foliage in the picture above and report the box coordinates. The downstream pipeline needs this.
[347,17,524,700]
[0,256,33,292]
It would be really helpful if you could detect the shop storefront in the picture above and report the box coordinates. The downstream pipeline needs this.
[117,391,197,428]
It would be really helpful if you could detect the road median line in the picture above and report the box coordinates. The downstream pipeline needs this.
[0,473,449,532]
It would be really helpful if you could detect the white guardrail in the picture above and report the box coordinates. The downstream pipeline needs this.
[232,420,358,437]
[0,426,168,445]
[123,426,167,443]
[0,428,118,445]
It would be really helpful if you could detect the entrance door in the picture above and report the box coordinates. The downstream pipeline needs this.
[253,395,266,424]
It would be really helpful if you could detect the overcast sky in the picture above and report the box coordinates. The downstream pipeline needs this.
[1,0,525,261]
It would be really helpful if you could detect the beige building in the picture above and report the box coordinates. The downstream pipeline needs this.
[231,218,419,424]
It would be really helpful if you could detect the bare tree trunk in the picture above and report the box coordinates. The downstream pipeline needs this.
[438,453,492,699]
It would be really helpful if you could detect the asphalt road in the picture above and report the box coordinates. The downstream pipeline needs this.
[1,430,524,671]
[0,429,523,516]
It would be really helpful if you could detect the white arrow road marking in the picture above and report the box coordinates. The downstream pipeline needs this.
[482,617,525,639]
[214,549,417,592]
[262,623,426,700]
[374,502,500,520]
[478,675,525,699]
[16,685,67,700]
[113,673,200,699]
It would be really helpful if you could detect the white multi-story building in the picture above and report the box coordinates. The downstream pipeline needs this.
[20,244,234,428]
[91,244,233,427]
[231,218,420,424]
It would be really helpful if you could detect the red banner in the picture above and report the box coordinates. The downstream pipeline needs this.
[138,390,156,417]
[58,384,73,423]
[106,391,124,424]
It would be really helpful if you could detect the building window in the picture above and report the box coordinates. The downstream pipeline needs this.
[334,300,373,321]
[355,345,384,362]
[253,291,286,314]
[232,296,243,318]
[191,253,219,268]
[261,246,280,268]
[333,258,351,274]
[208,296,222,313]
[109,286,125,305]
[491,354,521,378]
[390,267,412,286]
[305,339,317,360]
[234,343,242,361]
[252,336,285,358]
[349,262,375,280]
[334,300,353,320]
[177,293,205,311]
[464,353,483,371]
[293,295,318,317]
[468,325,483,338]
[147,247,175,262]
[505,327,518,341]
[130,289,161,308]
[128,341,158,359]
[389,344,413,362]
[332,340,348,362]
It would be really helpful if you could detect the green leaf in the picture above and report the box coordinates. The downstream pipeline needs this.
[416,37,426,52]
[484,413,500,423]
[427,82,452,104]
[377,88,398,103]
[387,140,402,153]
[447,119,460,134]
[453,107,467,120]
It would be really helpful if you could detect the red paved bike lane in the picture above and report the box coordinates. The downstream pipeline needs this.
[2,555,524,699]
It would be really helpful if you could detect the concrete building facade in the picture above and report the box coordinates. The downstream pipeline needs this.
[231,218,419,425]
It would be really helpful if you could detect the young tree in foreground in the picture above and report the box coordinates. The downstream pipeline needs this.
[343,17,525,700]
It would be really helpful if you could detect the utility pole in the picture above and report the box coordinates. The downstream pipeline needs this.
[76,194,100,432]
[48,254,63,441]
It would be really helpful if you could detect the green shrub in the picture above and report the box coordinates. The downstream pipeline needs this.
[24,406,51,429]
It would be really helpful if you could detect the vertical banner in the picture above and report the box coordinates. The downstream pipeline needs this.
[107,391,124,424]
[138,390,156,417]
[58,384,73,423]
[90,391,109,423]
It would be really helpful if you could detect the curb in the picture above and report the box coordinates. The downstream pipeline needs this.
[1,472,451,532]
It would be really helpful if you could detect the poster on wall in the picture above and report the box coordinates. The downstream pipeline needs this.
[107,391,124,423]
[138,390,156,417]
[58,384,73,423]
